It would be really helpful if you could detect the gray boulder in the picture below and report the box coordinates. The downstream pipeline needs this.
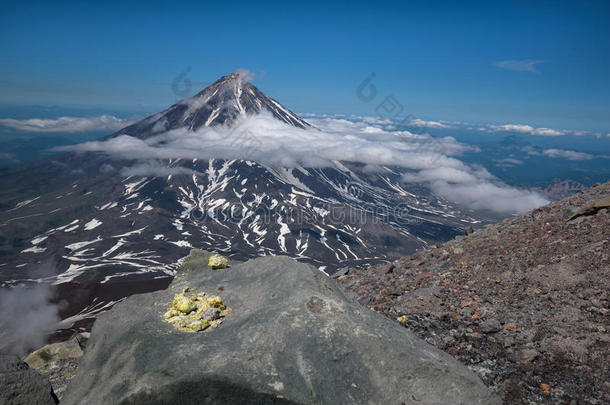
[63,253,499,405]
[0,353,58,405]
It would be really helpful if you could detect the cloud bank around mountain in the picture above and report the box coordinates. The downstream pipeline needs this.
[58,113,549,215]
[0,115,135,133]
[121,161,200,177]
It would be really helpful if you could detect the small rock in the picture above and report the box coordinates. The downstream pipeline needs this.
[514,348,539,364]
[332,267,350,278]
[202,307,221,321]
[502,322,518,332]
[376,263,395,275]
[481,319,502,334]
[502,336,514,347]
[461,307,474,317]
[208,254,229,270]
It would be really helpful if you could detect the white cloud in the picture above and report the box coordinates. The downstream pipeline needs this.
[408,118,452,129]
[494,158,524,166]
[487,124,567,136]
[361,116,393,125]
[524,147,604,161]
[495,59,549,73]
[571,130,589,136]
[428,181,549,215]
[121,161,200,177]
[400,165,547,214]
[59,113,548,215]
[541,148,594,161]
[99,163,115,173]
[0,115,135,133]
[233,68,255,83]
[0,284,59,356]
[401,166,483,184]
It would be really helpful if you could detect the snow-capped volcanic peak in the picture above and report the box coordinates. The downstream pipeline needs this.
[113,72,309,140]
[186,72,309,128]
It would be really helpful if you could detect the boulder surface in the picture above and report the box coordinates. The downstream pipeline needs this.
[0,353,58,405]
[62,252,498,405]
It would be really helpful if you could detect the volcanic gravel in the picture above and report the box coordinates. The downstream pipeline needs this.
[336,182,610,404]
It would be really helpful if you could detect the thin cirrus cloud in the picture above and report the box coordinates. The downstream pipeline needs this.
[494,59,550,73]
[57,112,549,215]
[0,115,135,133]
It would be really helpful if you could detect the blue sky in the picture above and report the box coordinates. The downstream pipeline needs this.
[1,0,609,132]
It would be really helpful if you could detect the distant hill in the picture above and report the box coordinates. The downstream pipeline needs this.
[531,179,588,200]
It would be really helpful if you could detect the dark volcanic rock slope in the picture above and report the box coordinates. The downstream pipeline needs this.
[336,182,610,404]
[62,252,499,405]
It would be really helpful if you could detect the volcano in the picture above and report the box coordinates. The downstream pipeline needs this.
[0,72,489,335]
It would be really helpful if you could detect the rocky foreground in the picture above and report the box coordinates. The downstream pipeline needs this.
[3,183,607,404]
[59,251,498,404]
[335,182,610,404]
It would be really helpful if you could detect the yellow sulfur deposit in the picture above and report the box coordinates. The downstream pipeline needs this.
[206,295,225,310]
[396,315,408,325]
[172,294,196,314]
[162,287,229,332]
[208,254,229,270]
